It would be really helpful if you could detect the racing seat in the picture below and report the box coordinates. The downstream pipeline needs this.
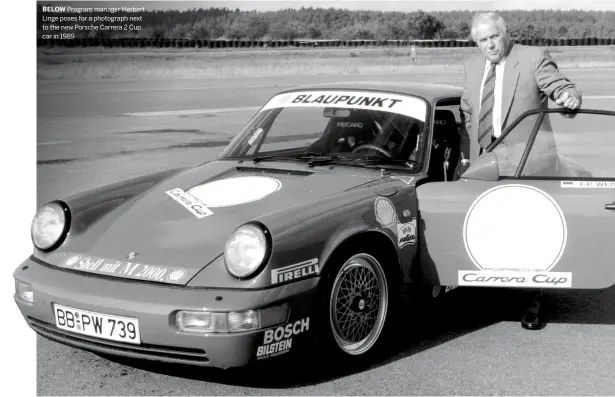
[427,110,461,182]
[308,110,379,153]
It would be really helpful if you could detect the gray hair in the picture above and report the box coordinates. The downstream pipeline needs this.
[470,12,508,41]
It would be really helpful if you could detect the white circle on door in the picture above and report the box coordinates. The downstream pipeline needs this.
[463,184,567,272]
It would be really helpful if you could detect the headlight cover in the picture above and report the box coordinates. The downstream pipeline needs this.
[31,202,70,251]
[224,223,270,278]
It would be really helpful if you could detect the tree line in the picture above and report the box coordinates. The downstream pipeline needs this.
[37,5,615,41]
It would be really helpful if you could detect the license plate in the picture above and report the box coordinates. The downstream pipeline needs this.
[53,304,141,345]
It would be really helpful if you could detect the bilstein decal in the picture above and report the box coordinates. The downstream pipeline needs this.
[261,90,427,122]
[256,317,310,360]
[460,184,571,288]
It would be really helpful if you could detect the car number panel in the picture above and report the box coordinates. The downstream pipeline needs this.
[53,304,142,345]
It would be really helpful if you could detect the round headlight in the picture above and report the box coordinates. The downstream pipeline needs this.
[224,224,268,278]
[31,202,69,251]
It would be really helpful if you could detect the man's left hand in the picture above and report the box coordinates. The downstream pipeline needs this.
[555,90,582,110]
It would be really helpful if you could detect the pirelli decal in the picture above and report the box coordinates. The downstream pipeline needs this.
[261,90,427,122]
[271,258,320,284]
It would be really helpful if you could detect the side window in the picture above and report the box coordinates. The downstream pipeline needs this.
[491,113,541,177]
[494,111,615,179]
[523,112,614,178]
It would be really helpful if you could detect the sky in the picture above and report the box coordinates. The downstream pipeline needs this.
[47,0,615,12]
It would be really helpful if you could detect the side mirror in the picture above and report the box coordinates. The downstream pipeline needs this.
[461,151,499,181]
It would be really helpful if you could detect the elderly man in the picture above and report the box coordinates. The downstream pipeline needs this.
[457,12,582,330]
[458,12,582,176]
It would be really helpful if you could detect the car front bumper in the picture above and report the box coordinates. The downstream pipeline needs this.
[13,257,319,369]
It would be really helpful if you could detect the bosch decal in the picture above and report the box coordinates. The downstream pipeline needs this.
[256,317,310,360]
[271,258,319,284]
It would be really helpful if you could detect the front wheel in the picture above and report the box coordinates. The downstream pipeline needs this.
[318,251,397,364]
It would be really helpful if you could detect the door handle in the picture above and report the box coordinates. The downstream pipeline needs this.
[606,202,615,210]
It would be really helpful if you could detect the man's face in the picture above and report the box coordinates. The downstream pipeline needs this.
[475,21,509,63]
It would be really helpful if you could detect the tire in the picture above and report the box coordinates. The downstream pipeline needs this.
[316,250,399,366]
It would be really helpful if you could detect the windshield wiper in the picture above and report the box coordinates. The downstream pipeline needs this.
[354,156,418,169]
[252,154,297,164]
[295,153,348,167]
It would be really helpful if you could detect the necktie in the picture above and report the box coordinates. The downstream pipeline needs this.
[478,62,497,149]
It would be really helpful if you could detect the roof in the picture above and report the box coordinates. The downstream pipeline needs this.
[277,81,464,102]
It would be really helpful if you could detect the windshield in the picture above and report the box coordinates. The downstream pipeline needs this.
[219,89,428,169]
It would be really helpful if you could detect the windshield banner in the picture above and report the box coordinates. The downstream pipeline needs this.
[261,90,428,122]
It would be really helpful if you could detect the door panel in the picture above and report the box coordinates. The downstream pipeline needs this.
[417,179,615,289]
[416,109,615,290]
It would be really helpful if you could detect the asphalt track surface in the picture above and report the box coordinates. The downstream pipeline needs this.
[36,69,615,395]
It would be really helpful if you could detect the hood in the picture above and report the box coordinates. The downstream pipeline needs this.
[49,160,383,285]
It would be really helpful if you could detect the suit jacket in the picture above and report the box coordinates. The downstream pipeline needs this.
[460,43,581,175]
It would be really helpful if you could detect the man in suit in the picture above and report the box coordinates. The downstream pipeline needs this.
[457,12,582,330]
[458,12,582,176]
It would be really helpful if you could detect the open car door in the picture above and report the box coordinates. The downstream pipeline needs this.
[416,109,615,290]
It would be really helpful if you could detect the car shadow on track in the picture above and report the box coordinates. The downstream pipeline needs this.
[98,285,615,389]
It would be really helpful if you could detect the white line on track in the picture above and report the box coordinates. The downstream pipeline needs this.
[123,106,261,117]
[37,140,73,146]
[585,95,615,99]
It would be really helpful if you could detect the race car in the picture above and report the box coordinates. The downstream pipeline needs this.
[14,82,615,369]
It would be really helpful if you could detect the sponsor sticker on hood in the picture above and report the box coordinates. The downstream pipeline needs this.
[52,252,192,285]
[167,176,283,218]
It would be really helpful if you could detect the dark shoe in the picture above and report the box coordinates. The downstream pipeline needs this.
[521,311,546,330]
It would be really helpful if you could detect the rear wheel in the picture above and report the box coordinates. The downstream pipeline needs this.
[318,251,398,365]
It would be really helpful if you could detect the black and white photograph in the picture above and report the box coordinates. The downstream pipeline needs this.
[5,0,615,395]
